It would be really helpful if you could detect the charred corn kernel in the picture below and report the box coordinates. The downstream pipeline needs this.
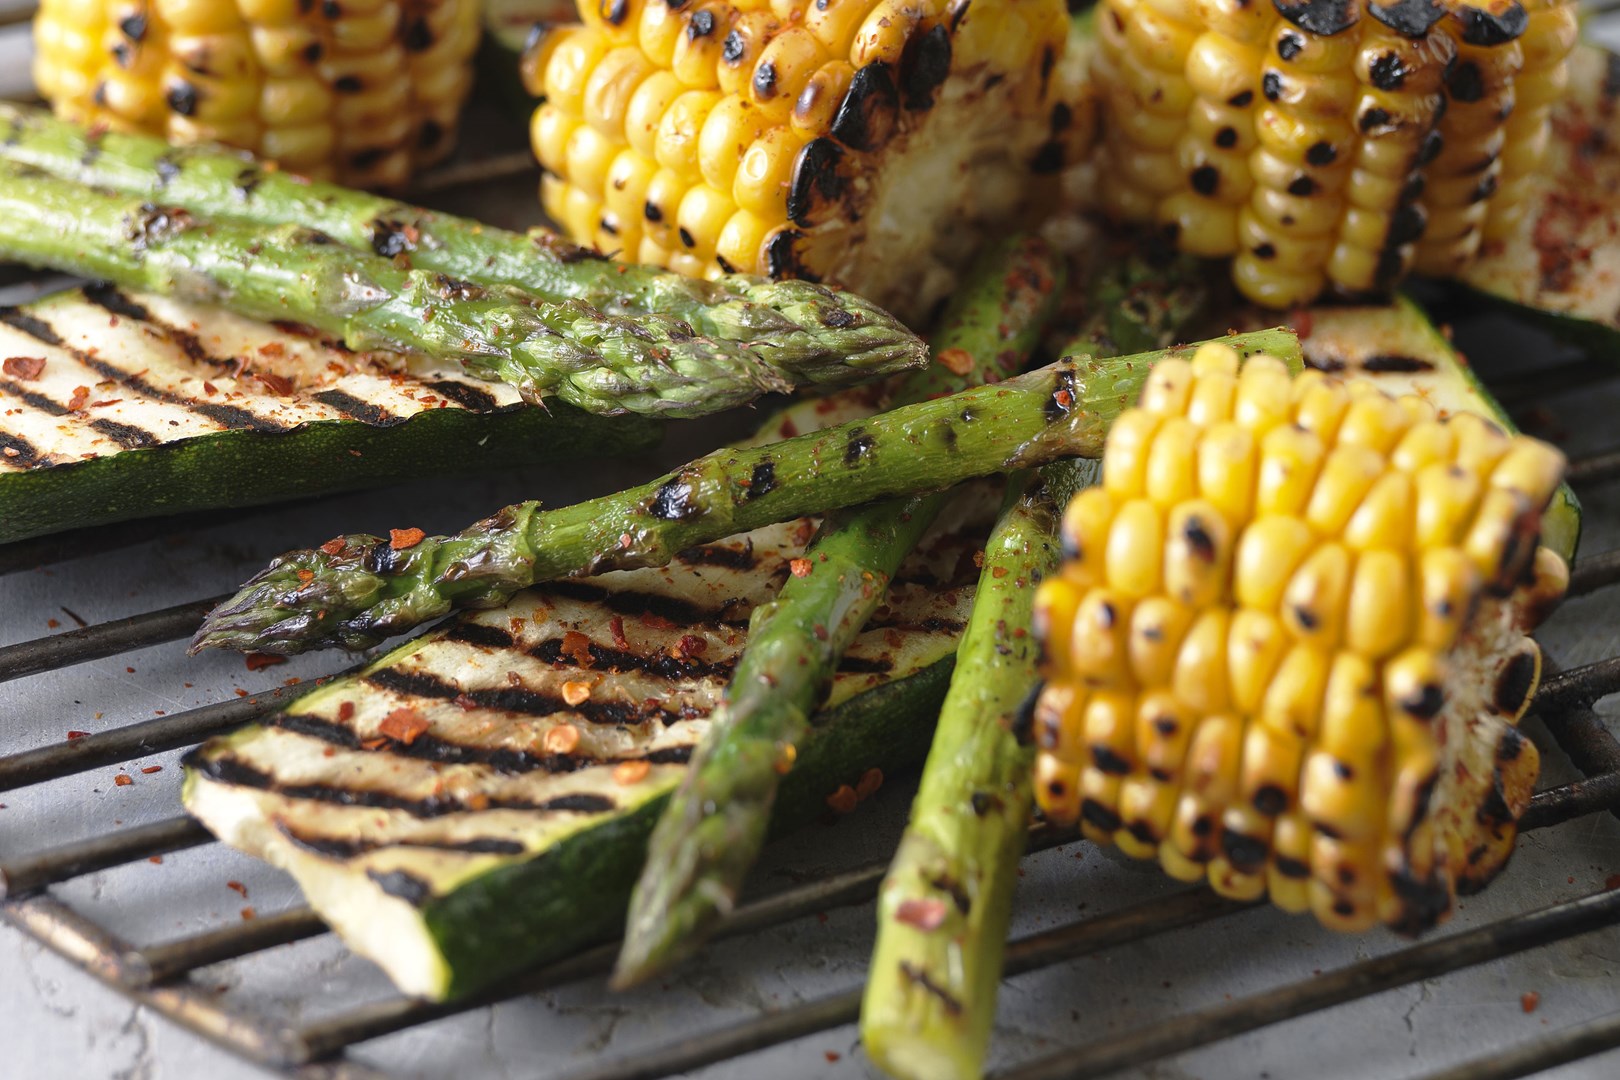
[33,0,476,186]
[1090,0,1574,306]
[526,0,1074,321]
[1035,356,1567,935]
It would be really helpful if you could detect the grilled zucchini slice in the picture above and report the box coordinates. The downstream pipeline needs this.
[0,286,655,544]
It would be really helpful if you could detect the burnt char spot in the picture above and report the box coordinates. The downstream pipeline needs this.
[1288,174,1316,196]
[283,826,527,860]
[532,634,730,681]
[1275,854,1310,879]
[1388,867,1452,935]
[676,540,757,571]
[786,138,845,227]
[424,379,499,413]
[1448,62,1485,103]
[363,540,410,575]
[0,430,47,468]
[403,18,434,50]
[1472,173,1498,203]
[1216,126,1239,148]
[722,29,746,64]
[643,200,663,223]
[1010,681,1044,745]
[1360,106,1392,132]
[119,12,148,40]
[81,283,151,323]
[899,24,952,110]
[544,579,747,631]
[1253,784,1288,816]
[1126,821,1158,845]
[1191,165,1219,196]
[845,430,875,466]
[1183,516,1217,561]
[1370,51,1407,90]
[1307,140,1337,165]
[754,60,778,99]
[1454,2,1526,46]
[333,75,364,94]
[1606,51,1620,102]
[970,791,996,817]
[165,80,199,116]
[837,654,894,675]
[366,668,666,727]
[370,217,416,258]
[930,873,973,915]
[649,476,698,520]
[764,229,816,280]
[1292,605,1319,631]
[1262,72,1283,102]
[367,869,434,905]
[1191,815,1214,838]
[1081,799,1123,832]
[1417,129,1444,166]
[1389,203,1427,246]
[603,0,630,24]
[312,389,403,427]
[1222,831,1268,872]
[1046,367,1077,422]
[1401,682,1446,720]
[1333,760,1355,781]
[820,306,856,329]
[1273,0,1358,35]
[1361,353,1434,373]
[1253,242,1277,259]
[1092,746,1131,775]
[1277,32,1304,61]
[1153,716,1178,737]
[688,9,716,37]
[1031,141,1064,174]
[1228,90,1254,107]
[442,621,515,649]
[747,459,777,499]
[1498,725,1526,763]
[1478,773,1514,825]
[830,63,899,153]
[1494,651,1537,716]
[1370,0,1446,37]
[899,962,964,1017]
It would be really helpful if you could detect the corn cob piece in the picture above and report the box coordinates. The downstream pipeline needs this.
[523,0,1093,324]
[31,0,479,188]
[1090,0,1578,308]
[1032,343,1569,933]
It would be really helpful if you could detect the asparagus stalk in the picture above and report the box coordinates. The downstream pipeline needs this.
[0,102,917,385]
[612,235,1067,986]
[857,251,1212,1080]
[861,464,1079,1080]
[191,327,1301,656]
[0,162,925,418]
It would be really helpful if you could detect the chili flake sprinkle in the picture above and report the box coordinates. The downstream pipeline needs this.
[790,558,813,578]
[2,356,45,380]
[379,707,430,745]
[389,527,426,550]
[244,653,287,672]
[613,760,651,785]
[825,784,859,814]
[544,724,581,754]
[113,773,133,786]
[561,680,592,706]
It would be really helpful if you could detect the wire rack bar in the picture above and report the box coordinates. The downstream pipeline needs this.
[1416,1010,1620,1080]
[1568,448,1620,488]
[125,907,330,987]
[0,595,227,684]
[994,886,1620,1080]
[0,815,211,898]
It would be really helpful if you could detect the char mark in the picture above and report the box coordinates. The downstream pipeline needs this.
[365,667,670,727]
[1360,353,1434,373]
[424,379,499,412]
[0,429,48,467]
[85,282,232,371]
[88,418,159,448]
[530,635,733,681]
[899,961,964,1016]
[284,825,527,860]
[313,388,403,427]
[675,539,758,571]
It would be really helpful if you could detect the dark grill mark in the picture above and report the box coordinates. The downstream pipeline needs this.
[845,431,875,466]
[836,655,894,675]
[0,306,288,432]
[1498,725,1525,763]
[85,283,234,372]
[899,24,952,110]
[1478,774,1514,825]
[88,418,159,449]
[425,379,499,412]
[1369,0,1445,37]
[1370,51,1407,90]
[1494,651,1537,716]
[1454,2,1526,46]
[748,459,777,499]
[649,476,698,520]
[676,540,757,571]
[899,962,963,1016]
[0,377,70,415]
[442,621,516,649]
[1307,141,1337,166]
[830,63,899,153]
[367,869,434,905]
[531,634,731,682]
[0,430,47,467]
[1190,165,1219,196]
[1273,0,1358,35]
[313,389,403,427]
[284,826,526,860]
[366,667,669,726]
[787,138,845,227]
[1359,353,1433,374]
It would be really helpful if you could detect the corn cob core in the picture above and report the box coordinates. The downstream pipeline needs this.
[523,0,1092,325]
[32,0,481,188]
[1031,343,1568,934]
[1089,0,1578,308]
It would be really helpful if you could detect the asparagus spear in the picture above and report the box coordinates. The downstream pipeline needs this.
[191,327,1301,656]
[0,102,915,385]
[612,234,1067,986]
[0,162,925,418]
[858,251,1213,1080]
[861,464,1079,1080]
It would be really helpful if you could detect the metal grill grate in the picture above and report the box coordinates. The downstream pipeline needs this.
[4,19,1620,1078]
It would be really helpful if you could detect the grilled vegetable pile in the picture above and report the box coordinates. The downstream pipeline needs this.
[32,0,481,187]
[522,0,1093,323]
[1031,342,1569,932]
[1089,0,1578,307]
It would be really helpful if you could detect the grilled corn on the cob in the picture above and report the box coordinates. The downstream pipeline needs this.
[32,0,480,188]
[1090,0,1579,307]
[1031,342,1567,934]
[522,0,1093,324]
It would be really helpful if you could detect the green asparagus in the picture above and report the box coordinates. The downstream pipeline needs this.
[857,251,1213,1080]
[861,465,1078,1080]
[0,103,918,386]
[612,235,1068,987]
[0,162,925,418]
[191,328,1301,656]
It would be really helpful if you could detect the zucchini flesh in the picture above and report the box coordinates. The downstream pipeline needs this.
[1234,296,1581,561]
[1452,42,1620,353]
[183,492,996,1000]
[0,286,657,544]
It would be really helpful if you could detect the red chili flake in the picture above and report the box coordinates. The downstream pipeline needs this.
[1290,308,1313,340]
[113,773,133,786]
[67,386,90,410]
[226,881,248,898]
[2,356,46,380]
[452,693,479,710]
[991,566,1008,579]
[1052,388,1074,410]
[895,897,947,931]
[855,768,884,801]
[389,527,426,550]
[544,724,581,754]
[825,784,858,814]
[126,666,136,673]
[297,569,315,584]
[91,399,122,408]
[66,730,89,740]
[779,416,800,437]
[148,856,162,864]
[320,537,347,556]
[935,347,975,376]
[258,342,285,358]
[792,520,815,546]
[640,611,678,631]
[816,912,829,924]
[46,618,59,629]
[244,653,287,672]
[202,381,219,395]
[252,370,296,396]
[379,707,430,745]
[1605,874,1620,891]
[240,907,256,921]
[561,629,594,667]
[282,677,300,687]
[973,550,985,568]
[789,558,813,578]
[360,737,389,751]
[141,765,163,774]
[613,760,651,785]
[1521,991,1540,1013]
[824,1051,842,1064]
[812,623,828,641]
[676,634,707,656]
[348,449,362,457]
[609,615,629,650]
[561,680,592,706]
[234,688,250,698]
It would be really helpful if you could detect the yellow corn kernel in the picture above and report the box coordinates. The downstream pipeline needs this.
[1281,541,1353,649]
[1414,462,1484,549]
[1116,773,1179,857]
[1078,768,1125,844]
[1106,499,1167,600]
[1234,515,1316,614]
[1345,548,1412,659]
[1260,641,1331,740]
[1164,500,1232,609]
[624,69,684,158]
[1035,753,1082,825]
[715,207,771,274]
[1196,421,1257,526]
[1256,422,1326,518]
[1344,471,1413,552]
[1129,597,1195,690]
[1070,589,1135,690]
[1032,683,1084,763]
[1060,486,1118,590]
[1145,416,1201,506]
[1233,353,1294,436]
[1304,445,1385,536]
[656,88,725,182]
[1172,608,1231,715]
[1085,690,1138,776]
[1103,409,1165,499]
[584,46,656,135]
[674,183,735,258]
[1228,609,1289,715]
[1140,358,1195,416]
[731,124,803,219]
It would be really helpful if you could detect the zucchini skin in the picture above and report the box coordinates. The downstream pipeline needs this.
[421,658,952,999]
[0,403,658,546]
